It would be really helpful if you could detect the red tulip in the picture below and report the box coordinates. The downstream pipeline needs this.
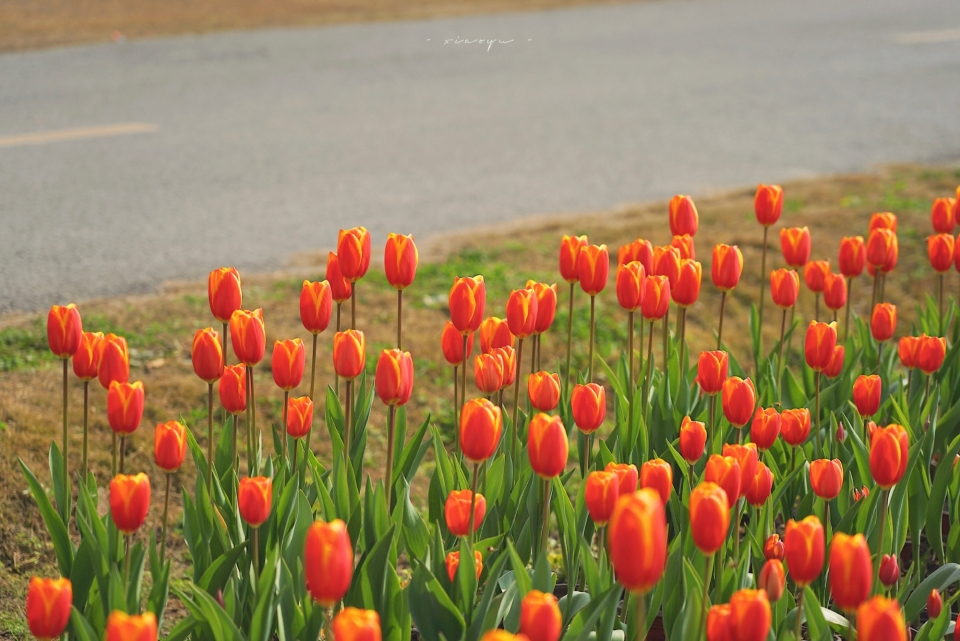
[829,533,873,612]
[527,413,568,478]
[721,376,756,428]
[928,589,943,620]
[932,198,956,233]
[506,287,539,339]
[672,259,701,308]
[704,454,741,506]
[110,473,151,534]
[929,233,955,273]
[230,309,265,366]
[333,330,365,380]
[823,345,844,378]
[578,244,610,296]
[571,383,605,433]
[898,335,921,369]
[444,489,485,537]
[653,245,681,288]
[750,408,781,451]
[609,488,667,593]
[446,550,483,582]
[450,276,486,334]
[441,321,473,366]
[870,424,909,488]
[669,195,699,236]
[272,338,305,391]
[869,212,898,233]
[706,605,733,641]
[810,458,843,500]
[728,589,771,641]
[879,554,899,587]
[605,462,639,495]
[770,269,800,309]
[640,275,670,321]
[333,608,381,641]
[300,280,333,334]
[560,235,588,283]
[238,476,272,527]
[689,482,730,555]
[154,420,187,472]
[478,317,513,354]
[745,462,773,507]
[804,321,838,371]
[853,375,881,417]
[208,267,242,323]
[384,232,418,289]
[866,228,898,273]
[98,333,129,389]
[803,260,830,294]
[26,577,72,640]
[823,273,848,311]
[47,304,82,359]
[526,281,558,335]
[219,364,247,415]
[337,227,372,282]
[326,252,352,303]
[784,516,824,586]
[105,612,158,641]
[286,396,314,439]
[304,519,353,606]
[474,353,503,395]
[679,416,707,463]
[870,304,897,342]
[722,443,758,499]
[528,371,561,412]
[758,560,785,602]
[616,261,645,311]
[697,350,728,395]
[376,349,414,406]
[494,346,516,389]
[520,590,562,641]
[780,408,811,446]
[918,335,947,374]
[618,238,654,273]
[857,596,907,641]
[711,244,743,291]
[671,234,695,260]
[107,381,144,436]
[460,398,502,463]
[584,471,619,525]
[754,184,783,226]
[764,534,784,561]
[838,236,866,277]
[780,227,811,267]
[640,457,673,505]
[73,331,103,381]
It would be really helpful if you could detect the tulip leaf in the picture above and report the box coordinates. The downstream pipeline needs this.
[560,583,620,641]
[926,433,960,563]
[199,540,248,595]
[409,562,465,641]
[506,539,533,598]
[465,547,511,641]
[903,563,960,621]
[399,479,429,562]
[249,549,281,641]
[70,606,99,641]
[19,458,74,577]
[49,441,70,525]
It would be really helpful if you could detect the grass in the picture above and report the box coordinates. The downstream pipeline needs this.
[0,162,958,637]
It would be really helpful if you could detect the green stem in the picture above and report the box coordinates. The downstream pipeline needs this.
[815,372,822,459]
[82,381,89,481]
[222,321,228,366]
[208,382,214,498]
[637,315,644,394]
[702,554,713,641]
[385,405,397,509]
[939,274,945,337]
[398,289,403,349]
[232,414,239,472]
[844,278,853,342]
[759,226,768,354]
[62,359,68,494]
[541,478,552,555]
[717,290,727,350]
[468,463,480,548]
[732,500,742,567]
[778,308,788,399]
[253,527,260,582]
[713,547,722,603]
[246,365,253,474]
[815,293,820,322]
[119,436,126,474]
[351,282,356,329]
[334,303,341,395]
[795,587,804,640]
[250,365,258,475]
[160,474,171,566]
[345,379,354,459]
[282,390,289,462]
[634,591,647,641]
[708,395,716,452]
[588,295,596,382]
[679,307,687,377]
[874,489,889,594]
[453,365,460,431]
[564,282,575,395]
[124,535,132,587]
[643,322,655,418]
[307,332,317,453]
[628,311,634,454]
[512,338,525,463]
[662,307,670,377]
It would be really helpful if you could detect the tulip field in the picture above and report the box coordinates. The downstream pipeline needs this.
[8,165,960,641]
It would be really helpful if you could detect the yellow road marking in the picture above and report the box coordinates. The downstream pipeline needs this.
[0,123,158,149]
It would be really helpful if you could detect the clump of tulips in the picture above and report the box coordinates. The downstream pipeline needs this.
[21,186,960,641]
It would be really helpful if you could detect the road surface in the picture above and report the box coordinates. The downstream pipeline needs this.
[1,0,959,313]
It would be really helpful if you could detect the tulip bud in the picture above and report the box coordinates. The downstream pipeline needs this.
[333,608,381,641]
[711,244,743,292]
[333,330,365,380]
[853,374,882,417]
[208,267,242,324]
[780,408,811,446]
[927,589,944,621]
[584,471,619,525]
[745,461,773,508]
[898,335,921,369]
[932,198,956,233]
[616,261,645,311]
[286,396,314,439]
[337,227,372,282]
[780,227,811,267]
[110,473,151,534]
[300,280,333,334]
[706,605,733,641]
[839,236,866,277]
[609,488,667,593]
[836,421,846,443]
[722,376,755,428]
[804,321,838,371]
[494,346,516,389]
[870,304,897,342]
[460,398,502,463]
[578,244,610,296]
[375,349,414,406]
[810,459,843,500]
[230,309,266,366]
[445,489,485,537]
[672,234,695,260]
[653,245,681,288]
[326,252,353,303]
[527,281,558,335]
[770,268,800,309]
[669,195,699,236]
[520,590,562,641]
[618,238,654,273]
[98,333,129,389]
[870,424,909,489]
[26,577,72,641]
[758,559,785,602]
[857,596,907,641]
[560,235,588,283]
[803,260,830,294]
[672,259,701,307]
[478,317,514,354]
[784,516,825,587]
[918,335,947,374]
[689,482,730,555]
[450,276,486,334]
[867,228,898,273]
[640,275,671,320]
[238,476,272,527]
[879,554,899,587]
[106,611,158,641]
[527,413,568,478]
[384,233,418,289]
[154,420,187,472]
[47,304,83,359]
[527,371,561,412]
[750,408,780,451]
[679,416,707,463]
[446,550,483,581]
[754,184,783,226]
[304,519,353,605]
[605,462,639,495]
[571,383,606,433]
[764,534,784,561]
[729,589,772,641]
[219,364,247,415]
[640,458,673,505]
[107,380,144,436]
[441,321,473,366]
[705,454,742,505]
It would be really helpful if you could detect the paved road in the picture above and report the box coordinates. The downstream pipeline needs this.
[1,0,959,313]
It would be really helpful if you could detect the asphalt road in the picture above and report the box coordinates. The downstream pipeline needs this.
[1,0,959,313]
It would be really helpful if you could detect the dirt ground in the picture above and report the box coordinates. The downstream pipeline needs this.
[1,163,958,637]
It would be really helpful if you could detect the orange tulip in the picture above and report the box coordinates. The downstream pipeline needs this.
[609,488,667,593]
[689,482,730,555]
[208,267,242,323]
[526,281,559,335]
[640,458,673,505]
[857,596,907,641]
[758,560,785,602]
[672,258,701,307]
[478,317,514,354]
[823,273,848,311]
[528,371,561,412]
[728,590,771,641]
[482,632,525,641]
[375,349,414,406]
[97,333,129,389]
[527,413,568,478]
[784,516,824,586]
[679,416,707,463]
[300,280,333,334]
[711,244,743,291]
[110,473,151,534]
[584,471,619,525]
[722,443,758,499]
[474,352,504,395]
[494,346,516,389]
[105,611,158,641]
[450,276,486,334]
[238,476,272,527]
[618,238,654,272]
[337,227,372,282]
[47,304,82,359]
[107,381,144,436]
[918,335,947,374]
[669,194,699,236]
[190,327,224,384]
[754,184,783,226]
[571,383,605,433]
[444,489,485,537]
[764,534,784,561]
[804,321,837,371]
[271,338,304,391]
[870,423,909,488]
[721,376,755,428]
[653,245,681,288]
[441,321,473,366]
[333,608,381,641]
[154,420,187,472]
[803,260,830,294]
[326,252,353,303]
[780,227,811,267]
[219,364,247,415]
[560,235,588,283]
[616,261,645,311]
[745,462,773,508]
[605,462,639,495]
[870,304,897,343]
[750,407,781,451]
[829,532,873,612]
[446,550,483,581]
[640,275,670,321]
[898,335,921,369]
[26,577,72,641]
[853,375,881,417]
[697,350,728,395]
[671,234,695,260]
[823,345,844,378]
[304,519,353,606]
[866,228,898,272]
[230,309,265,366]
[520,590,562,641]
[506,287,539,339]
[333,330,365,380]
[286,396,314,439]
[780,408,811,446]
[838,236,866,277]
[770,269,800,309]
[810,458,843,500]
[72,331,103,381]
[705,454,742,506]
[578,244,610,296]
[929,233,955,273]
[869,212,898,233]
[706,605,733,641]
[384,232,418,289]
[460,398,502,463]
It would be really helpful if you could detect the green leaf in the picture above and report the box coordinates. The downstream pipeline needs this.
[903,563,960,621]
[70,606,99,641]
[926,434,960,562]
[409,563,465,641]
[19,458,74,577]
[198,541,249,595]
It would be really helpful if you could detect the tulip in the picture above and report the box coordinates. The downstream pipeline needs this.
[867,228,898,273]
[829,533,873,612]
[460,398,502,463]
[333,608,381,641]
[286,396,313,439]
[640,458,673,505]
[230,309,265,366]
[73,331,103,382]
[619,238,655,272]
[327,251,353,304]
[449,276,486,334]
[337,227,372,282]
[804,259,830,293]
[528,371,561,412]
[107,381,144,437]
[704,454,741,506]
[780,227,811,267]
[300,280,333,334]
[578,244,609,296]
[571,383,605,433]
[605,462,639,495]
[26,576,72,641]
[98,333,130,389]
[482,633,524,641]
[697,350,728,395]
[445,490,485,537]
[722,443,758,499]
[527,281,559,337]
[446,550,483,581]
[689,482,730,555]
[333,330,365,381]
[653,245,681,288]
[810,458,843,500]
[750,407,781,451]
[870,424,908,489]
[105,611,158,641]
[879,554,899,587]
[823,345,844,379]
[506,287,539,339]
[835,235,865,277]
[154,420,187,472]
[869,212,898,233]
[780,408,811,446]
[706,605,733,641]
[764,534,784,561]
[758,560,785,602]
[47,303,82,358]
[770,268,800,308]
[616,261,645,311]
[671,234,695,260]
[441,321,473,366]
[238,476,273,528]
[528,413,568,478]
[609,488,667,593]
[823,273,847,312]
[870,303,897,343]
[219,364,247,414]
[672,258,701,307]
[640,275,670,320]
[784,516,824,587]
[711,244,743,291]
[729,589,771,641]
[745,462,773,508]
[376,349,414,406]
[754,184,783,226]
[208,267,242,324]
[805,321,837,371]
[928,589,943,620]
[930,197,957,234]
[304,519,353,605]
[857,596,907,641]
[559,235,588,283]
[271,338,305,392]
[474,353,504,395]
[189,328,224,386]
[919,334,947,374]
[520,590,562,641]
[384,232,418,289]
[898,335,920,369]
[679,416,707,463]
[478,317,514,354]
[494,346,516,389]
[110,473,151,534]
[584,471,619,525]
[837,422,846,443]
[928,233,955,273]
[721,376,755,428]
[669,194,699,236]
